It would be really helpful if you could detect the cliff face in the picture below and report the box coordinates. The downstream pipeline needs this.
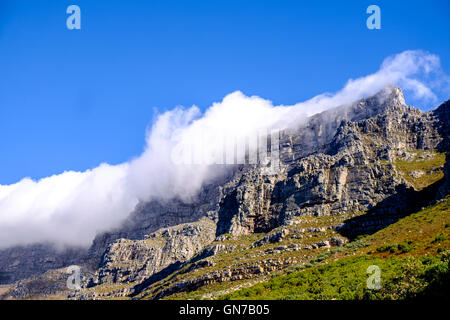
[0,166,231,285]
[0,244,88,285]
[86,180,224,265]
[434,100,450,196]
[0,86,449,300]
[214,87,445,237]
[90,217,216,287]
[68,86,448,300]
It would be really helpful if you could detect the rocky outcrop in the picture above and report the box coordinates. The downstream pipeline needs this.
[214,87,446,239]
[215,169,286,236]
[0,244,88,285]
[87,217,216,287]
[86,173,231,265]
[148,256,299,300]
[1,86,448,299]
[434,100,450,196]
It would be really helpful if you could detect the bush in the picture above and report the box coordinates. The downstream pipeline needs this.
[398,243,413,253]
[376,245,389,252]
[424,260,449,284]
[432,235,446,243]
[354,234,369,241]
[377,244,398,253]
[345,239,370,250]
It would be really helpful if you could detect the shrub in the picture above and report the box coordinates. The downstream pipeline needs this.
[354,234,369,241]
[432,235,446,243]
[377,244,398,253]
[437,247,446,254]
[398,243,413,253]
[424,261,449,284]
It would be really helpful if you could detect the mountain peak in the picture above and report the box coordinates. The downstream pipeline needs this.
[376,85,406,107]
[350,85,409,120]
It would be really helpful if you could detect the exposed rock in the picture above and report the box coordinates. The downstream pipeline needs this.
[316,241,330,248]
[87,177,227,265]
[214,88,447,240]
[87,217,216,287]
[0,266,94,300]
[71,90,450,299]
[0,244,88,285]
[253,228,290,247]
[409,170,425,178]
[146,256,300,300]
[197,243,238,259]
[329,237,347,247]
[1,87,448,300]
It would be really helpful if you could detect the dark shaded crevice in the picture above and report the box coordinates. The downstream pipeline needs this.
[128,261,184,298]
[215,190,239,237]
[0,271,11,284]
[337,179,445,240]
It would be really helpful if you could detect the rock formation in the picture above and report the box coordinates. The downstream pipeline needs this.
[0,86,448,300]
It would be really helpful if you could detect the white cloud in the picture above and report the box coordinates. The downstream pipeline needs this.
[0,50,447,249]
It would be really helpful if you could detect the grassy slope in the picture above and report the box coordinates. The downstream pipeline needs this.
[144,213,359,300]
[393,150,445,190]
[222,196,450,300]
[138,149,447,300]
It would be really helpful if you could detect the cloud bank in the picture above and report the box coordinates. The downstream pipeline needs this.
[0,50,448,249]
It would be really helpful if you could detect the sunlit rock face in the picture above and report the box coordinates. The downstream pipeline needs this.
[1,87,448,297]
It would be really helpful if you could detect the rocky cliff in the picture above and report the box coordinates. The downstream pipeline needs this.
[0,86,449,300]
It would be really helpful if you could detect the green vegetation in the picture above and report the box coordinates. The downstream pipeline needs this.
[137,212,368,300]
[376,243,412,254]
[432,235,447,243]
[221,254,449,300]
[136,196,450,300]
[393,150,445,190]
[220,196,450,300]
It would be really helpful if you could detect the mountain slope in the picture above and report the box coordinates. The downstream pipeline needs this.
[222,196,450,300]
[76,87,449,300]
[0,86,448,300]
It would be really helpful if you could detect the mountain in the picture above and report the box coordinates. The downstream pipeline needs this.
[1,86,449,300]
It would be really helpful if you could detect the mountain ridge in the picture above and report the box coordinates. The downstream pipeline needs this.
[0,86,448,300]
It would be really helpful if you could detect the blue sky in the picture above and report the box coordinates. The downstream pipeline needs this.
[0,0,449,184]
